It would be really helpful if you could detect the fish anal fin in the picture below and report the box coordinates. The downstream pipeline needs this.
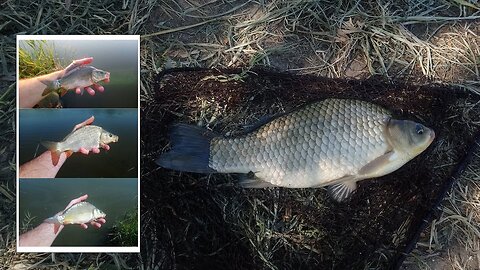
[358,150,395,177]
[60,88,68,97]
[65,150,73,158]
[51,151,61,166]
[239,174,278,188]
[327,179,357,202]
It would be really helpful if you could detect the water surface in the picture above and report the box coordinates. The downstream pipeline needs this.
[19,39,138,108]
[19,178,138,247]
[19,109,138,178]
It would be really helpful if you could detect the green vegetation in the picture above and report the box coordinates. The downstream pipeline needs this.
[110,209,138,247]
[18,40,59,79]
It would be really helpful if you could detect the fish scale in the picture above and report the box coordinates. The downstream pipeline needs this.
[157,98,435,201]
[41,125,118,166]
[209,99,390,187]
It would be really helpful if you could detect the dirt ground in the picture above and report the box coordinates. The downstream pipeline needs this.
[142,68,480,269]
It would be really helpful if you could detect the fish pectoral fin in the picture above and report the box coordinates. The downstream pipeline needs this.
[327,179,357,202]
[358,150,395,177]
[239,173,278,188]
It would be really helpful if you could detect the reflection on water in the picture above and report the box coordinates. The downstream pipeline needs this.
[19,178,138,247]
[20,39,138,108]
[19,109,138,178]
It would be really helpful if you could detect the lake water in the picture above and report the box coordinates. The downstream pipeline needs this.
[19,39,138,108]
[19,178,138,247]
[19,108,138,178]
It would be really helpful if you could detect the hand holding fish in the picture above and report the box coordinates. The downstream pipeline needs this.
[60,194,106,230]
[71,116,112,155]
[59,57,110,96]
[19,116,118,178]
[18,194,106,247]
[18,57,110,108]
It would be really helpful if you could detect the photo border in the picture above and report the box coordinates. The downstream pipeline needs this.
[16,35,141,253]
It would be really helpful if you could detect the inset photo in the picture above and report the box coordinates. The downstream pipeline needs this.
[19,109,138,178]
[18,178,138,252]
[17,36,139,108]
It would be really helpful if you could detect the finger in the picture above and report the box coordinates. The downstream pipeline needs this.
[97,218,106,224]
[75,87,82,95]
[91,148,100,154]
[90,222,102,229]
[103,144,110,151]
[72,116,95,131]
[85,87,95,96]
[66,194,88,209]
[79,147,89,155]
[92,84,104,92]
[72,57,93,66]
[64,58,93,74]
[80,223,88,229]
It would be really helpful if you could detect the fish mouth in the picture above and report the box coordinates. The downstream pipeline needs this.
[428,130,436,144]
[104,72,110,80]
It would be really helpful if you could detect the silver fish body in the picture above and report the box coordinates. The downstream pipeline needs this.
[42,125,118,165]
[45,202,106,225]
[58,66,109,90]
[157,99,435,201]
[42,66,110,96]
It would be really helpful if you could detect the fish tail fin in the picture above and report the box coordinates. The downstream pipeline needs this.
[44,215,61,225]
[156,124,217,173]
[39,79,60,96]
[41,141,61,166]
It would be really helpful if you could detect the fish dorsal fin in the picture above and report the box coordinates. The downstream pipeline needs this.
[328,179,357,202]
[358,150,395,177]
[241,115,276,134]
[239,173,278,188]
[63,66,82,77]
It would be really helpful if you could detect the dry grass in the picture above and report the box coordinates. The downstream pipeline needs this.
[1,0,480,269]
[402,140,480,270]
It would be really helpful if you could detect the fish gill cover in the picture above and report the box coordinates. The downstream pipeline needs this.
[141,68,480,269]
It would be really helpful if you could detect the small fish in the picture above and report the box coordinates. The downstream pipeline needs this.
[157,99,435,202]
[45,202,106,233]
[41,66,110,97]
[42,125,119,166]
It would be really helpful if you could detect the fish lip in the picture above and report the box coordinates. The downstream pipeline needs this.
[429,130,436,144]
[105,72,110,80]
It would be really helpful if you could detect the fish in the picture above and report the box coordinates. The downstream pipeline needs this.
[41,66,110,97]
[45,202,106,233]
[156,98,435,202]
[41,125,119,166]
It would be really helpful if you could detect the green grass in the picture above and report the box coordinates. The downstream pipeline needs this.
[18,40,59,79]
[110,209,138,247]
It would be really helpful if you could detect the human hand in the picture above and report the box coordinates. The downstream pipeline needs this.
[63,194,106,230]
[60,57,110,96]
[72,116,111,155]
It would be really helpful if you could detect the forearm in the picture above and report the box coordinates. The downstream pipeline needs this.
[19,71,62,108]
[18,222,63,247]
[19,151,66,178]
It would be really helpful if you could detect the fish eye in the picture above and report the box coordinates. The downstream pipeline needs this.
[415,124,424,135]
[109,134,112,137]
